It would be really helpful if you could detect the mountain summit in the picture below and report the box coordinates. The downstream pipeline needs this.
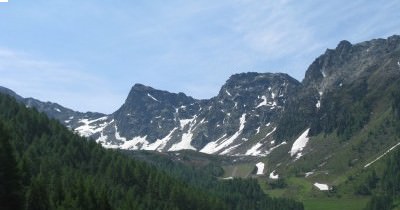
[69,72,301,155]
[2,35,399,160]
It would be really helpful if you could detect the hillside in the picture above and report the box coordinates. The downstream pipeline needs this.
[0,93,303,209]
[1,35,400,210]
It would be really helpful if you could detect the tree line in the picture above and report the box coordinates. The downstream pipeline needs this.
[0,93,303,210]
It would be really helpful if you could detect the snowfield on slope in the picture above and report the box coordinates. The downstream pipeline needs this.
[314,183,329,191]
[200,114,246,154]
[255,162,265,175]
[290,128,310,159]
[75,117,109,137]
[269,170,279,179]
[245,127,277,156]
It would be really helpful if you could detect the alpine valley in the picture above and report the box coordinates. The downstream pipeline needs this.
[1,35,400,210]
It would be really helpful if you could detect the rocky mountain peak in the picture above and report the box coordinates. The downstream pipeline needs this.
[336,40,352,52]
[220,72,300,99]
[124,83,196,107]
[386,34,400,48]
[303,35,400,93]
[4,35,399,160]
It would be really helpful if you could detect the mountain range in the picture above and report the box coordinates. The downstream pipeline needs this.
[1,35,399,164]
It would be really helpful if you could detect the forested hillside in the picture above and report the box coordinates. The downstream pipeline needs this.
[363,87,400,210]
[0,93,303,210]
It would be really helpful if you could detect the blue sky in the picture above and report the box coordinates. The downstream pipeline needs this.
[0,0,399,113]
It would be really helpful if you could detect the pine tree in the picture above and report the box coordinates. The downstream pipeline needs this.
[0,122,24,210]
[26,175,50,210]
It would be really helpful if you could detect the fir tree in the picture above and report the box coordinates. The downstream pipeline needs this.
[0,122,24,210]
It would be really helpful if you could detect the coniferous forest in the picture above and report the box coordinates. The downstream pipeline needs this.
[0,93,304,209]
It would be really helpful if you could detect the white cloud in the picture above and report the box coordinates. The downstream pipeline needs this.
[0,0,399,112]
[223,0,400,80]
[0,48,124,113]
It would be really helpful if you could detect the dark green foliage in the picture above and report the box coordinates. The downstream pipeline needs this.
[0,94,224,210]
[126,151,304,210]
[311,80,371,140]
[364,195,392,210]
[0,93,303,210]
[268,178,288,189]
[26,175,49,210]
[392,85,400,120]
[275,92,316,142]
[364,149,400,209]
[356,171,378,196]
[0,122,24,210]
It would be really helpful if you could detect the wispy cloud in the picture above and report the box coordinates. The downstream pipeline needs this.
[224,0,400,79]
[0,0,399,112]
[0,48,124,113]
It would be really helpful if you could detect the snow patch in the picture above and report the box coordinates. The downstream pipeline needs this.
[364,142,400,168]
[169,116,198,151]
[199,135,227,154]
[114,125,127,141]
[256,96,268,108]
[169,132,195,151]
[200,114,246,154]
[245,137,282,157]
[245,143,263,156]
[316,100,321,108]
[74,117,109,137]
[144,128,178,151]
[96,132,108,144]
[265,127,277,138]
[305,172,314,178]
[54,108,61,112]
[179,118,194,129]
[269,170,279,179]
[314,183,329,191]
[220,144,241,155]
[222,177,233,180]
[265,141,286,155]
[147,93,159,102]
[255,162,265,175]
[256,127,260,134]
[225,90,232,96]
[120,136,148,150]
[109,124,150,150]
[290,128,310,158]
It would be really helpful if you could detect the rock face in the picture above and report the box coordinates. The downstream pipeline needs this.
[303,35,400,92]
[0,72,300,155]
[275,35,400,141]
[2,35,400,158]
[73,72,300,155]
